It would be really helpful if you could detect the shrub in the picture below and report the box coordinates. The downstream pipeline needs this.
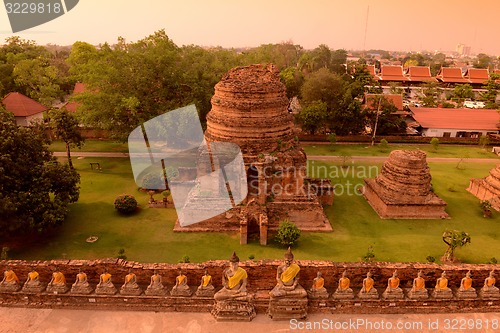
[140,172,164,190]
[362,245,375,262]
[328,133,337,144]
[275,219,301,246]
[479,135,490,148]
[489,257,497,264]
[248,254,255,260]
[117,248,127,260]
[430,137,439,151]
[178,255,190,263]
[114,194,138,214]
[426,255,436,263]
[379,138,389,150]
[1,247,9,260]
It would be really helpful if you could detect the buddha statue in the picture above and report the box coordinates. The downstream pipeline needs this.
[214,252,250,301]
[46,269,68,294]
[480,270,500,299]
[457,270,477,299]
[71,268,93,295]
[333,271,354,299]
[382,270,403,299]
[22,268,45,293]
[408,270,428,299]
[308,271,328,299]
[145,270,166,296]
[432,271,452,299]
[269,247,307,299]
[95,270,117,295]
[120,269,142,296]
[195,269,214,297]
[358,271,378,299]
[171,269,192,296]
[0,266,21,292]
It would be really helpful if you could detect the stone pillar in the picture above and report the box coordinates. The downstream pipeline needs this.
[239,216,248,245]
[259,214,268,246]
[257,167,267,205]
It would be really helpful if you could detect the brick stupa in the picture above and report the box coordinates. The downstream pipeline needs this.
[174,64,332,243]
[467,165,500,211]
[363,150,448,219]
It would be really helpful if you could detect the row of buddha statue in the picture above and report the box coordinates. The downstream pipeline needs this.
[1,252,498,302]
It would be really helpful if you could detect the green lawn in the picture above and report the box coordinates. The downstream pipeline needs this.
[303,143,500,159]
[10,156,500,264]
[49,140,129,153]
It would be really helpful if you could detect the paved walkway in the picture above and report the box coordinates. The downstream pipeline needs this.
[0,308,498,333]
[53,152,500,164]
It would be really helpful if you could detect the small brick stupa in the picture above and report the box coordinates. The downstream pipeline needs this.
[467,165,500,211]
[175,64,332,244]
[363,150,448,219]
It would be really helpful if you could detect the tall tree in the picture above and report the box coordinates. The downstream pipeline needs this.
[480,73,500,109]
[50,108,84,168]
[0,108,80,239]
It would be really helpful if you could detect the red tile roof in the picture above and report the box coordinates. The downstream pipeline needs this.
[365,94,403,111]
[73,82,86,94]
[378,65,409,81]
[411,108,500,131]
[63,82,86,113]
[435,67,469,83]
[367,65,376,76]
[2,92,47,117]
[405,66,437,82]
[464,68,489,84]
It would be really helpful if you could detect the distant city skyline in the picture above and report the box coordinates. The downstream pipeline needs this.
[0,0,499,55]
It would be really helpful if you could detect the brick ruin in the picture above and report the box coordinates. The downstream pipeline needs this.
[363,150,448,219]
[0,259,498,316]
[467,164,500,211]
[174,64,333,244]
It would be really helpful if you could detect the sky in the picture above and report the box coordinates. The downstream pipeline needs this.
[0,0,499,55]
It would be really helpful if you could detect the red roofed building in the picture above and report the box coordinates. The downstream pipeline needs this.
[366,64,376,77]
[435,67,469,84]
[365,93,404,111]
[464,68,489,85]
[2,92,47,126]
[411,107,500,137]
[405,66,437,83]
[378,65,409,82]
[63,82,86,113]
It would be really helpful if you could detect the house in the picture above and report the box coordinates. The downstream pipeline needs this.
[435,67,469,84]
[464,68,489,85]
[1,92,47,126]
[410,107,499,137]
[63,82,86,113]
[377,65,409,83]
[405,66,437,83]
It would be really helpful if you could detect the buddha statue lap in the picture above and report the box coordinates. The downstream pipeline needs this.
[71,269,93,295]
[120,269,142,296]
[333,271,354,299]
[308,271,328,299]
[382,270,403,300]
[408,270,428,299]
[171,269,192,296]
[358,271,378,299]
[145,270,166,296]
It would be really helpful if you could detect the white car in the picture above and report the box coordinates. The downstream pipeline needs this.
[464,101,476,108]
[475,101,485,109]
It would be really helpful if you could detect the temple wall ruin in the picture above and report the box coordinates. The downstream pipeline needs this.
[1,259,499,314]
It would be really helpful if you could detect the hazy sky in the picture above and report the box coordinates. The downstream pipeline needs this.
[1,0,499,55]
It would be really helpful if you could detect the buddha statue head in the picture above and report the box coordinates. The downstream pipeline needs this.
[229,251,240,271]
[284,247,294,266]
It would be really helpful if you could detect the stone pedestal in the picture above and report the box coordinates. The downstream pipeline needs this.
[120,284,143,296]
[211,300,256,321]
[22,282,46,294]
[0,282,21,293]
[358,288,378,300]
[46,283,69,294]
[479,287,500,300]
[268,297,308,320]
[307,289,329,299]
[408,288,429,300]
[333,289,354,300]
[70,283,93,295]
[195,287,215,297]
[145,285,166,296]
[432,289,453,299]
[95,284,117,295]
[456,288,477,299]
[170,286,192,297]
[382,287,404,300]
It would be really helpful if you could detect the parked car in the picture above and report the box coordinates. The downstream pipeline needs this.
[464,100,476,108]
[475,101,485,109]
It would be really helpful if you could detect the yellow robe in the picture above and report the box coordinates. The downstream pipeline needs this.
[437,277,448,290]
[339,277,350,290]
[4,270,19,283]
[364,278,374,292]
[202,275,211,287]
[462,277,472,290]
[101,273,111,282]
[227,267,247,289]
[53,272,65,284]
[125,274,135,283]
[280,264,300,284]
[389,277,399,289]
[176,275,186,285]
[486,277,496,287]
[414,277,425,290]
[313,277,324,289]
[28,271,39,281]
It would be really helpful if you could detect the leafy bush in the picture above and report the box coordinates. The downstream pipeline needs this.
[275,219,301,246]
[430,137,439,151]
[114,194,138,214]
[248,254,255,260]
[362,245,375,262]
[117,248,127,260]
[426,255,436,263]
[479,135,490,148]
[178,255,190,263]
[489,257,497,264]
[379,138,389,150]
[140,172,165,190]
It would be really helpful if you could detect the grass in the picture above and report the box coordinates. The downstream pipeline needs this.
[49,140,129,153]
[303,143,499,159]
[8,156,500,264]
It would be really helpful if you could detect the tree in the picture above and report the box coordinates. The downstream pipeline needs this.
[275,219,301,246]
[388,82,404,95]
[480,74,500,109]
[453,84,474,102]
[364,95,406,136]
[473,53,492,69]
[418,81,441,107]
[0,108,80,239]
[298,101,327,134]
[279,67,304,98]
[49,108,84,168]
[442,230,471,262]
